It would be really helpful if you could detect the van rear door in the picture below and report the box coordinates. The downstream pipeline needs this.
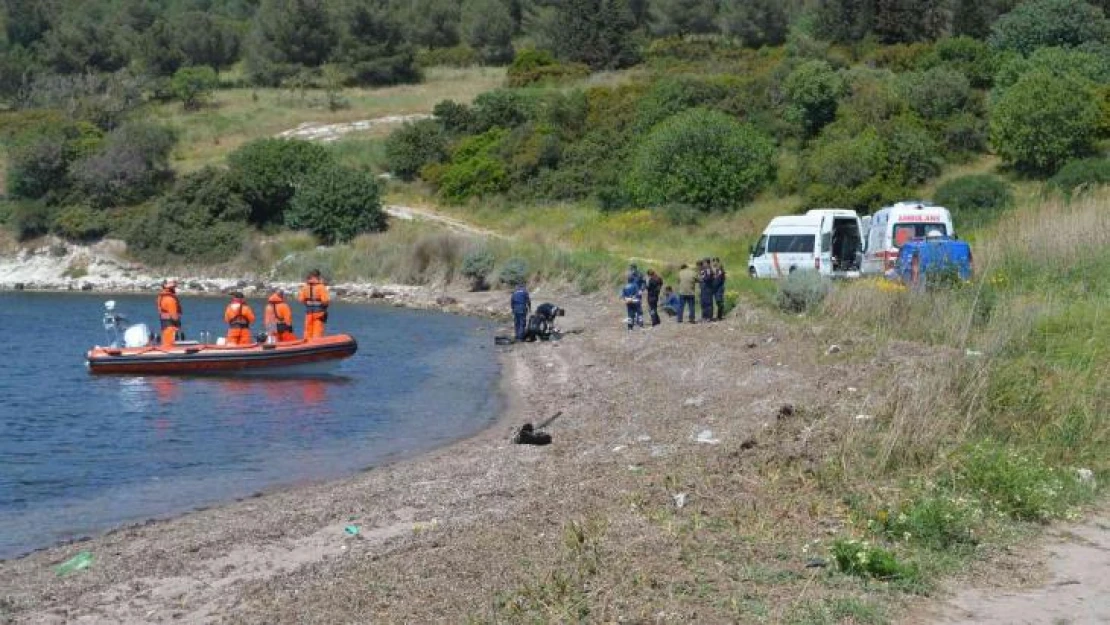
[818,215,834,275]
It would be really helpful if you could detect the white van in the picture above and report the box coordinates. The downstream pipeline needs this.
[860,201,955,275]
[748,209,864,278]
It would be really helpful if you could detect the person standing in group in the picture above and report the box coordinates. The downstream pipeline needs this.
[156,279,182,347]
[621,275,643,330]
[297,269,330,340]
[264,288,296,343]
[224,291,255,346]
[711,257,727,321]
[676,263,697,323]
[645,268,663,327]
[511,282,531,341]
[698,259,715,322]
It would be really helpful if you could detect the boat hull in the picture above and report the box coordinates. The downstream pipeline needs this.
[86,334,358,376]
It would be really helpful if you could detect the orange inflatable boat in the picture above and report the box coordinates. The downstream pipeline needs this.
[86,334,358,375]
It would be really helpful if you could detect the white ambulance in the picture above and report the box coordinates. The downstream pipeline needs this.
[860,201,956,276]
[747,209,864,278]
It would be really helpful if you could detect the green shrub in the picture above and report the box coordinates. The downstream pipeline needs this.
[628,108,775,211]
[471,89,536,132]
[924,36,997,89]
[7,201,55,241]
[775,271,831,314]
[460,0,514,65]
[988,0,1110,56]
[1049,157,1110,195]
[990,71,1101,174]
[438,128,509,202]
[830,539,917,581]
[461,247,495,290]
[385,119,449,180]
[872,493,983,551]
[69,122,177,208]
[497,257,528,286]
[660,203,701,226]
[170,65,219,110]
[898,67,972,121]
[285,167,387,245]
[506,48,590,88]
[227,138,335,224]
[784,60,844,138]
[415,45,478,68]
[942,112,989,157]
[433,99,476,134]
[954,442,1084,522]
[124,166,250,264]
[934,174,1014,229]
[52,205,109,242]
[993,46,1110,93]
[881,115,942,186]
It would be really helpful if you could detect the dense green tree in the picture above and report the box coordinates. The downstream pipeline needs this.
[334,0,420,86]
[399,0,461,48]
[544,0,640,70]
[244,0,337,86]
[784,60,844,138]
[873,0,948,43]
[171,65,219,110]
[2,0,56,48]
[990,71,1101,173]
[0,43,36,98]
[813,0,874,43]
[951,0,994,39]
[285,167,387,244]
[172,11,242,70]
[649,0,718,36]
[461,0,515,64]
[385,118,449,180]
[227,138,335,224]
[989,0,1110,56]
[718,0,789,47]
[993,46,1110,92]
[628,108,776,211]
[37,4,128,73]
[134,18,187,76]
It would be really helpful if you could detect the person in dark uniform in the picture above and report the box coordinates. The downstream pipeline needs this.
[621,277,643,330]
[698,258,715,322]
[510,283,531,341]
[524,302,565,341]
[711,257,727,321]
[645,268,663,326]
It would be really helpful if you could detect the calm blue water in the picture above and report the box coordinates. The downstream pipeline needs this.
[0,292,501,559]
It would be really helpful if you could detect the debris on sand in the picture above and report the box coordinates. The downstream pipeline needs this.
[672,493,688,509]
[694,430,720,445]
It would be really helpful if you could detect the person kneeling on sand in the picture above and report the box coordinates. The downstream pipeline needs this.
[662,285,680,317]
[523,302,565,342]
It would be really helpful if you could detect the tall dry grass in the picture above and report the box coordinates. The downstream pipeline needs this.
[824,188,1110,481]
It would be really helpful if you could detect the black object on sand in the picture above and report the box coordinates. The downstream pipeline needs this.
[513,423,552,445]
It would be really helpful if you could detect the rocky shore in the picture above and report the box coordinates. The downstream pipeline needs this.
[0,237,510,319]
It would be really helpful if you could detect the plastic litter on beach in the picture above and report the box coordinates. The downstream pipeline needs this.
[672,493,688,509]
[344,525,361,536]
[55,551,94,577]
[694,430,720,445]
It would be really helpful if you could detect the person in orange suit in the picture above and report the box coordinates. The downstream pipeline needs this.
[157,279,182,347]
[224,291,256,346]
[264,288,297,343]
[297,269,330,340]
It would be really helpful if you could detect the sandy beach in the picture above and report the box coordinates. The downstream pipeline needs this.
[0,282,1104,624]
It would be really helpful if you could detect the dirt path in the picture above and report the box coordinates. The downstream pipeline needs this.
[920,511,1110,625]
[383,204,507,239]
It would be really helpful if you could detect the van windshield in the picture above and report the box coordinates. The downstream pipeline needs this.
[893,223,947,247]
[767,234,815,253]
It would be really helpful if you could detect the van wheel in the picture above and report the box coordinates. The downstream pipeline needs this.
[788,266,797,274]
[748,267,757,278]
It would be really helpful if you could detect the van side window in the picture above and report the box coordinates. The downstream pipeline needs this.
[752,235,767,257]
[768,235,815,254]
